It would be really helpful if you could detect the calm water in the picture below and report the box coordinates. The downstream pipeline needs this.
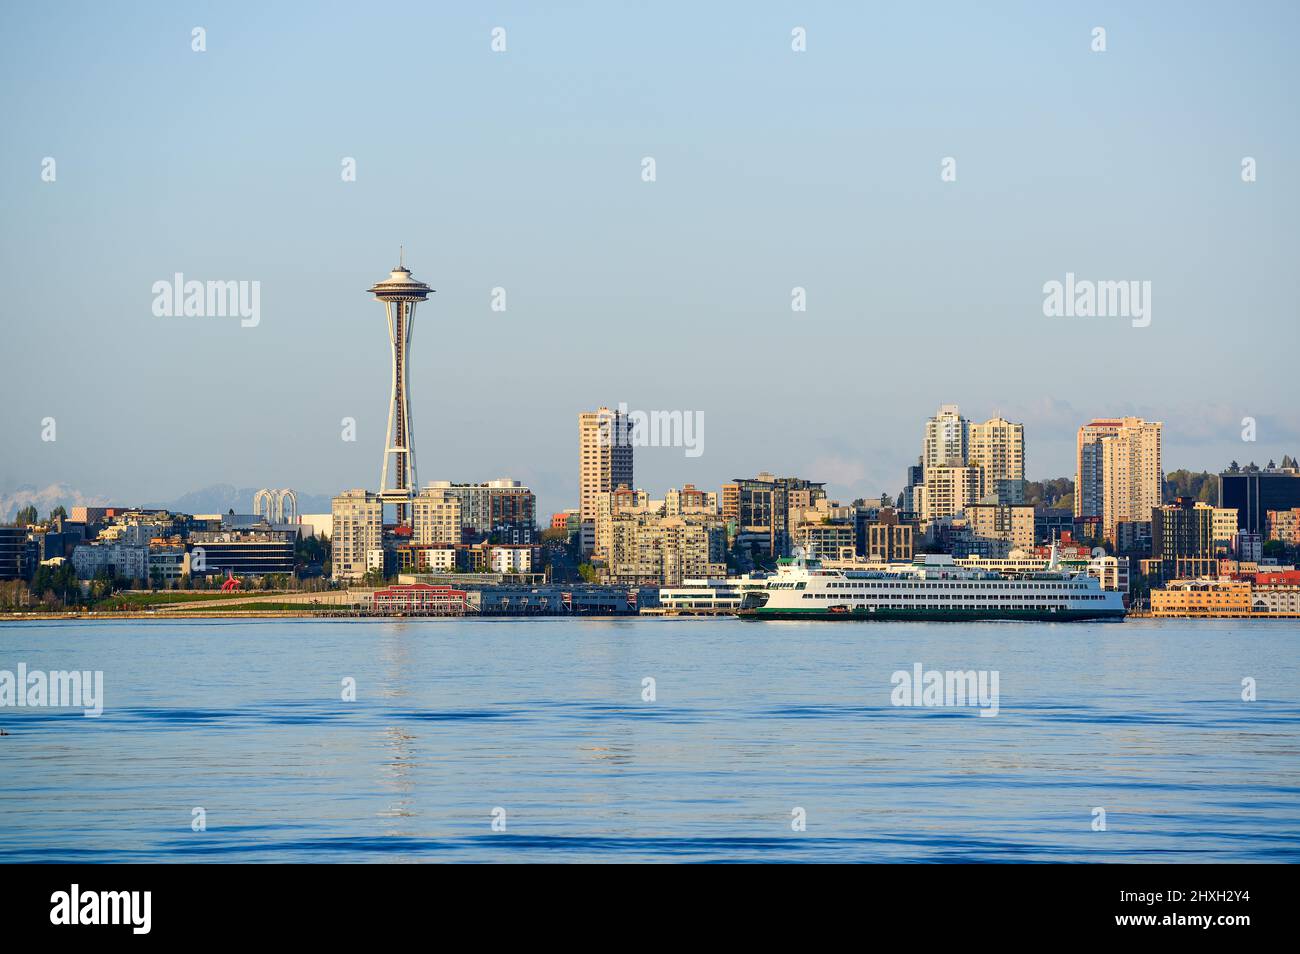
[0,617,1297,863]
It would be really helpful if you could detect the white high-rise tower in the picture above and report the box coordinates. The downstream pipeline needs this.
[368,249,432,526]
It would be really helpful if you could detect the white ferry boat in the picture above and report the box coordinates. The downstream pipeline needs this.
[737,548,1126,622]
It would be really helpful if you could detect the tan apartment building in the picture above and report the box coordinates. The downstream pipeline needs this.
[1075,417,1163,544]
[919,465,982,522]
[965,503,1035,556]
[604,513,727,586]
[411,487,462,545]
[331,489,383,581]
[578,406,633,551]
[969,416,1026,503]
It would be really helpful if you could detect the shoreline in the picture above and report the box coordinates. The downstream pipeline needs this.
[4,610,1299,622]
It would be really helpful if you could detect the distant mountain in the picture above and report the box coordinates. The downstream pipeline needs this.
[0,483,112,522]
[142,484,334,516]
[0,482,333,522]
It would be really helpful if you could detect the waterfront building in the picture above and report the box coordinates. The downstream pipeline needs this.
[1075,417,1163,545]
[1150,580,1252,617]
[368,583,469,616]
[1251,571,1300,614]
[578,406,633,548]
[656,576,771,614]
[331,489,383,581]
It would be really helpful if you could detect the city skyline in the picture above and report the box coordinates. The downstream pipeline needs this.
[3,3,1299,520]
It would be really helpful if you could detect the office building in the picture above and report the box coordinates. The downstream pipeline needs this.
[1151,497,1218,580]
[1220,467,1300,536]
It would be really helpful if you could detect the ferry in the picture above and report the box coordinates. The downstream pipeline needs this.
[736,547,1126,622]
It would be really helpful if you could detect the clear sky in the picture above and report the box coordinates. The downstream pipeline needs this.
[2,1,1297,518]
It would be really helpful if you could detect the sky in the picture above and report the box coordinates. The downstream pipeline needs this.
[2,1,1298,519]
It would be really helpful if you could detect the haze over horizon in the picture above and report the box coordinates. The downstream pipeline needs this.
[3,1,1297,520]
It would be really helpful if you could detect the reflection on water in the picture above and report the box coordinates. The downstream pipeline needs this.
[0,617,1297,862]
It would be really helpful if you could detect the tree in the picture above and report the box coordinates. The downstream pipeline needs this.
[577,563,598,583]
[14,504,38,526]
[48,505,67,522]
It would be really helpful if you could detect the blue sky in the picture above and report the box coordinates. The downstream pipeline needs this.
[2,1,1297,518]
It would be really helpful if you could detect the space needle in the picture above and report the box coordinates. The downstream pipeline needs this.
[369,248,432,526]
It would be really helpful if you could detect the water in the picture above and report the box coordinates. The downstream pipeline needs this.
[0,617,1297,863]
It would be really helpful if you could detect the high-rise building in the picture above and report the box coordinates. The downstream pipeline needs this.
[331,490,383,581]
[411,487,462,545]
[969,416,1026,503]
[923,404,968,470]
[1075,417,1163,544]
[593,485,653,563]
[578,406,633,546]
[723,473,827,558]
[1151,497,1217,580]
[919,465,982,522]
[369,252,433,526]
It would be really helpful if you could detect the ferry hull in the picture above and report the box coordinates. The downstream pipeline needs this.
[737,606,1126,622]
